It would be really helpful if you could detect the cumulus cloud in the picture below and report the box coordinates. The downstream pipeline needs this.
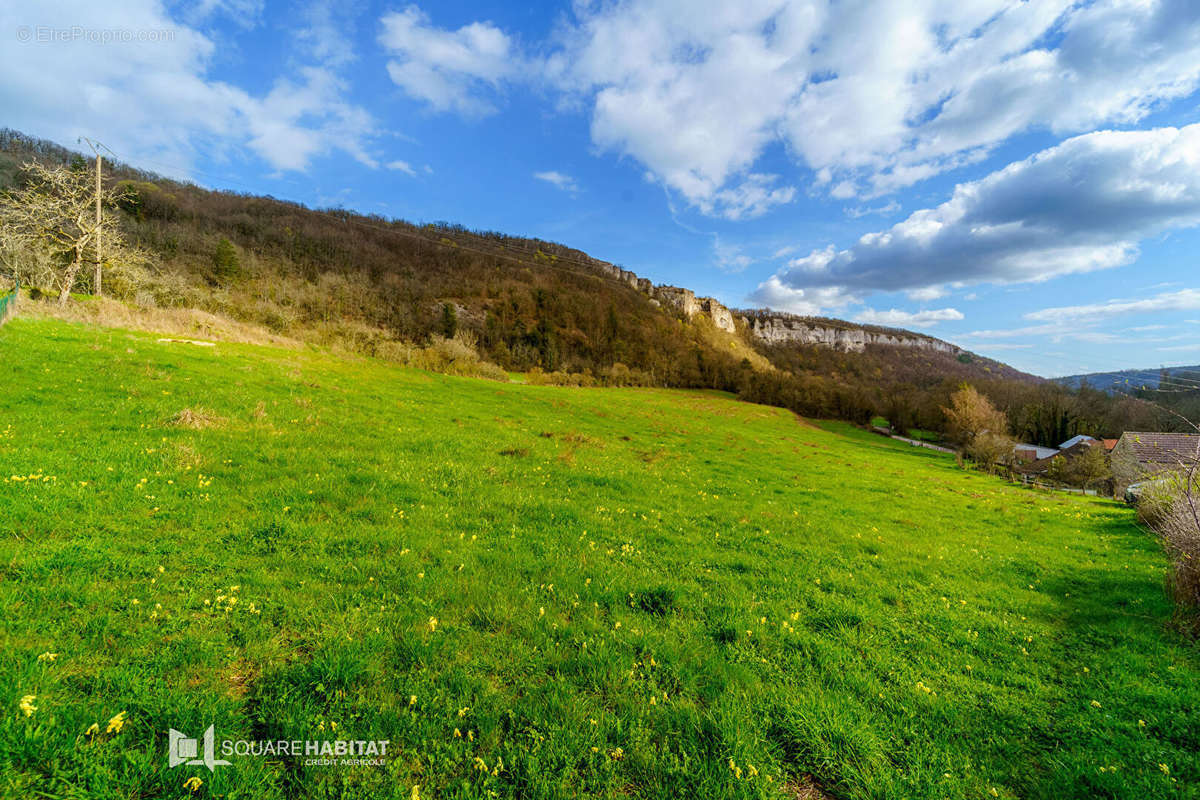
[379,6,519,116]
[0,0,376,175]
[546,0,1200,213]
[533,170,579,193]
[746,275,859,316]
[853,308,963,327]
[372,1,1200,217]
[752,124,1200,310]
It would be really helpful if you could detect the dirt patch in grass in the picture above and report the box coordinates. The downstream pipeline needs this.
[785,775,834,800]
[168,407,225,429]
[225,660,258,699]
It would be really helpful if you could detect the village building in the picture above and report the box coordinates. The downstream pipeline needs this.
[1111,431,1200,490]
[1016,440,1095,478]
[1013,443,1059,463]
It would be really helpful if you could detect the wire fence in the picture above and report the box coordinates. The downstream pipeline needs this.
[0,274,19,326]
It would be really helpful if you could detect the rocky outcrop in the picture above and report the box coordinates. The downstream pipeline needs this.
[653,286,701,317]
[594,261,652,293]
[649,287,737,333]
[701,298,735,333]
[744,315,960,354]
[590,260,954,353]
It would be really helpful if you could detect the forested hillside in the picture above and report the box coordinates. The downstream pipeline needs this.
[0,129,1180,443]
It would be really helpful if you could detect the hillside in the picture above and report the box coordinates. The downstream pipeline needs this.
[1,128,1184,445]
[1,315,1197,799]
[1059,365,1200,393]
[0,130,1042,419]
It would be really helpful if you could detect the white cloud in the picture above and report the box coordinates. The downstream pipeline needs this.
[0,0,377,175]
[1024,289,1200,323]
[533,170,579,193]
[183,0,264,28]
[712,238,753,273]
[379,6,519,116]
[853,307,963,327]
[295,0,359,67]
[745,275,859,316]
[846,200,901,219]
[371,1,1200,217]
[545,0,1200,214]
[387,160,417,176]
[906,285,948,302]
[753,124,1200,306]
[704,173,796,220]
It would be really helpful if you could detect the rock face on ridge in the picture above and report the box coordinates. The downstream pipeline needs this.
[743,314,961,354]
[589,261,956,352]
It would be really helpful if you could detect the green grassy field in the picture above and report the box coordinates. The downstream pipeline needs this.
[1,316,1197,800]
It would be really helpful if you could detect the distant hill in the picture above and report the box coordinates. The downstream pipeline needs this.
[1057,365,1200,393]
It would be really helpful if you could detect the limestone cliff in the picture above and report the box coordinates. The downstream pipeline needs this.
[589,261,953,352]
[743,314,961,354]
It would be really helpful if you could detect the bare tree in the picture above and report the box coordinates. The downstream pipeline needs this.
[0,160,143,305]
[943,384,1014,470]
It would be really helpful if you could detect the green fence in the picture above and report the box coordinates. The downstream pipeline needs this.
[0,275,18,326]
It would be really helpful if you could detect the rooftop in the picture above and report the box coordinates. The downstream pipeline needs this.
[1117,432,1200,467]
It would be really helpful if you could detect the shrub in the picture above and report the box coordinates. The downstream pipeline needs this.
[440,302,458,339]
[527,369,596,387]
[1136,478,1179,529]
[380,334,509,382]
[212,237,241,284]
[1158,489,1200,634]
[1137,469,1200,634]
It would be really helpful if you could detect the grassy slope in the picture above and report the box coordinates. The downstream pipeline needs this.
[0,317,1196,800]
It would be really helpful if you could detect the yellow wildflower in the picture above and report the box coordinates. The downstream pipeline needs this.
[85,722,99,736]
[19,694,37,716]
[106,710,127,733]
[38,652,58,662]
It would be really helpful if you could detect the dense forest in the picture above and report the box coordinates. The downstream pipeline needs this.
[0,128,1190,444]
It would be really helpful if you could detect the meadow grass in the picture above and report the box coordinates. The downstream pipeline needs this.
[0,316,1196,799]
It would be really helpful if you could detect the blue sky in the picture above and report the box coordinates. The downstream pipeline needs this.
[4,0,1200,377]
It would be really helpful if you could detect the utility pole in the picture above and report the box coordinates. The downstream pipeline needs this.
[79,137,103,297]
